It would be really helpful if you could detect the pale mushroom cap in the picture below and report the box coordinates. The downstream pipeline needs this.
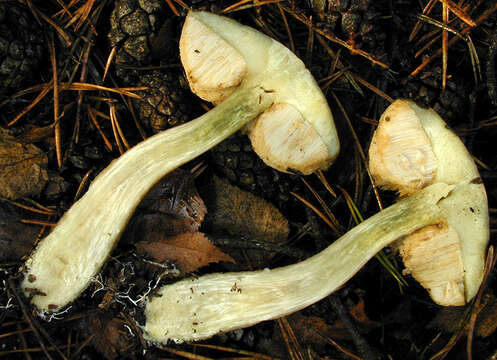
[180,14,248,104]
[368,100,438,195]
[180,11,340,173]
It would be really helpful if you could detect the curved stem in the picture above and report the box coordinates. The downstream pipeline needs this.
[22,85,272,312]
[144,183,453,343]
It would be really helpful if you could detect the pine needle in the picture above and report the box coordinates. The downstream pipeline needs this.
[277,3,294,53]
[291,191,339,233]
[8,81,53,126]
[88,107,112,151]
[1,198,55,216]
[164,0,179,16]
[74,170,93,202]
[49,32,62,168]
[439,0,476,27]
[340,187,408,287]
[20,220,57,227]
[193,344,278,360]
[110,104,130,150]
[158,346,214,360]
[102,47,117,82]
[109,105,125,154]
[442,3,449,90]
[409,0,438,41]
[302,178,342,233]
[351,73,394,103]
[305,14,314,66]
[222,0,282,13]
[61,82,145,98]
[277,317,305,360]
[316,169,337,198]
[411,2,497,76]
[315,34,364,96]
[282,5,388,68]
[34,8,72,47]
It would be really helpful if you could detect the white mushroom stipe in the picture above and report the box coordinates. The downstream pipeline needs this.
[144,99,489,343]
[21,11,339,313]
[144,183,453,343]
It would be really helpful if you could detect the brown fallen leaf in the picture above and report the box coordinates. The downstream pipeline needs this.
[123,168,207,242]
[0,130,48,200]
[86,312,136,360]
[204,176,289,243]
[0,200,42,261]
[136,232,235,274]
[202,177,290,267]
[202,176,289,267]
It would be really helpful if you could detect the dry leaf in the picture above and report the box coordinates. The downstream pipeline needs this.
[0,201,41,261]
[123,168,207,242]
[428,293,497,338]
[202,176,289,267]
[0,132,48,200]
[86,312,135,360]
[136,232,235,274]
[203,176,289,243]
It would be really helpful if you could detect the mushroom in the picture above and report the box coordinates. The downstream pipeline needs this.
[369,99,489,306]
[21,11,339,313]
[180,11,338,174]
[143,100,488,343]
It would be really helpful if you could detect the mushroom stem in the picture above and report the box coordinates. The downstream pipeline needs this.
[22,85,273,312]
[144,182,453,343]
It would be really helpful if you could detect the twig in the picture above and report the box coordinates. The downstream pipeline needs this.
[466,246,497,360]
[328,295,379,360]
[209,235,310,259]
[486,34,497,105]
